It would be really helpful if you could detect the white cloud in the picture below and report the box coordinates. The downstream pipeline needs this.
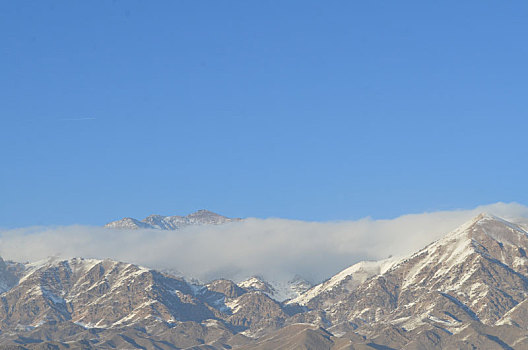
[0,202,527,284]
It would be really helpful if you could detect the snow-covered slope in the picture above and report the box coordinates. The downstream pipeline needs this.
[0,257,217,329]
[290,257,399,306]
[290,213,528,333]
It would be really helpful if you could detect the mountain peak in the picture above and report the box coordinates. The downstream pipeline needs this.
[290,214,528,336]
[144,214,165,220]
[238,276,275,294]
[445,213,527,244]
[473,211,495,221]
[438,213,522,241]
[186,209,225,219]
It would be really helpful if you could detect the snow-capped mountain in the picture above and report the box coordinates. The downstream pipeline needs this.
[104,209,240,230]
[284,213,528,348]
[3,213,528,349]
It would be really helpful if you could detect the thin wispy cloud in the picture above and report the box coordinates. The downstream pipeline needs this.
[0,202,526,284]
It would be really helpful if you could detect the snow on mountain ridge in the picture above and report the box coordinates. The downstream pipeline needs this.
[290,257,399,306]
[238,275,312,302]
[104,217,152,229]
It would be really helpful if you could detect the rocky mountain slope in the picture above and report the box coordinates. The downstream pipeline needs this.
[0,256,295,349]
[2,213,528,349]
[104,209,240,230]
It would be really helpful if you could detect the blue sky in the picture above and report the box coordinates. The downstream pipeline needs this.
[1,1,527,227]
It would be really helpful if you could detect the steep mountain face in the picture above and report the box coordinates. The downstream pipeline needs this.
[3,213,528,349]
[104,209,240,230]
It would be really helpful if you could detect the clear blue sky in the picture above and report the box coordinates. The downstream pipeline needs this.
[1,1,527,227]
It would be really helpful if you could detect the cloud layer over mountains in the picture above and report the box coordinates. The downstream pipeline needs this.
[1,202,527,284]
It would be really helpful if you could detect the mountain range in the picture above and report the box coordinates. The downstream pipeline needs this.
[104,210,240,230]
[2,213,528,348]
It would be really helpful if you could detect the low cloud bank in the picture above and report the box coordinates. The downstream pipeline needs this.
[1,202,527,284]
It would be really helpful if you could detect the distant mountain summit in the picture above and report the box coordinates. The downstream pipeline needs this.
[104,209,240,230]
